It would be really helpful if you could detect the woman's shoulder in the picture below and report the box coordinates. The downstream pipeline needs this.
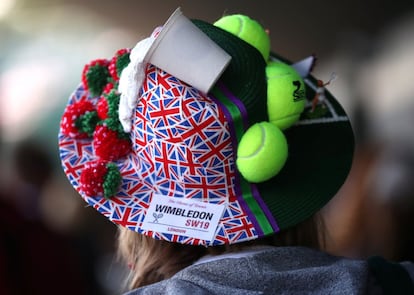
[123,247,414,295]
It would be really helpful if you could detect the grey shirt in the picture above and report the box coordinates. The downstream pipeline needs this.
[124,246,414,294]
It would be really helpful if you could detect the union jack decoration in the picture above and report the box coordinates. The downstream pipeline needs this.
[59,64,261,245]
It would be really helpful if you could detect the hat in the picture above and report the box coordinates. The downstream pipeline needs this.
[58,9,354,246]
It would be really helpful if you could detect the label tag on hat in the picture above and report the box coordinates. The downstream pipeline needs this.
[141,193,225,242]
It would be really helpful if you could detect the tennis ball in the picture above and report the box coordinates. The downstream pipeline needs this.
[266,61,306,130]
[236,122,288,183]
[214,14,270,61]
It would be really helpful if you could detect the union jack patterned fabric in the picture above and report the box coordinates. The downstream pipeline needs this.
[59,64,260,246]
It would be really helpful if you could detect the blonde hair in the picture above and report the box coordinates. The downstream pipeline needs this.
[117,228,207,288]
[118,213,325,290]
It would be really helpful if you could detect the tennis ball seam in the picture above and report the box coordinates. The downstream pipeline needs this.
[238,124,265,159]
[236,15,244,36]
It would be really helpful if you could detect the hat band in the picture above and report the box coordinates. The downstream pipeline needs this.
[211,83,280,237]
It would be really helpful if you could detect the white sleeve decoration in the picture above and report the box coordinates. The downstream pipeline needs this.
[118,34,157,133]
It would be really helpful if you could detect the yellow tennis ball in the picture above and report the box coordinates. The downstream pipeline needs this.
[266,61,306,130]
[236,122,288,183]
[214,14,270,61]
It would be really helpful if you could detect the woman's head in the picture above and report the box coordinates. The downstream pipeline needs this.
[58,8,353,273]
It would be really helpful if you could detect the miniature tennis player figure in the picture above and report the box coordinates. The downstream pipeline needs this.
[59,9,414,294]
[311,72,337,111]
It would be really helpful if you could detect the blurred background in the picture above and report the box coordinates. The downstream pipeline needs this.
[1,0,414,294]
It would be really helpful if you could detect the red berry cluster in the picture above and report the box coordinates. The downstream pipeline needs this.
[61,49,132,198]
[81,59,110,97]
[61,99,96,139]
[80,160,109,197]
[97,96,109,120]
[80,160,122,199]
[108,48,131,81]
[93,125,131,161]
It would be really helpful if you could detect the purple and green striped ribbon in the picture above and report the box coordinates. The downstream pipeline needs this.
[211,83,279,237]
